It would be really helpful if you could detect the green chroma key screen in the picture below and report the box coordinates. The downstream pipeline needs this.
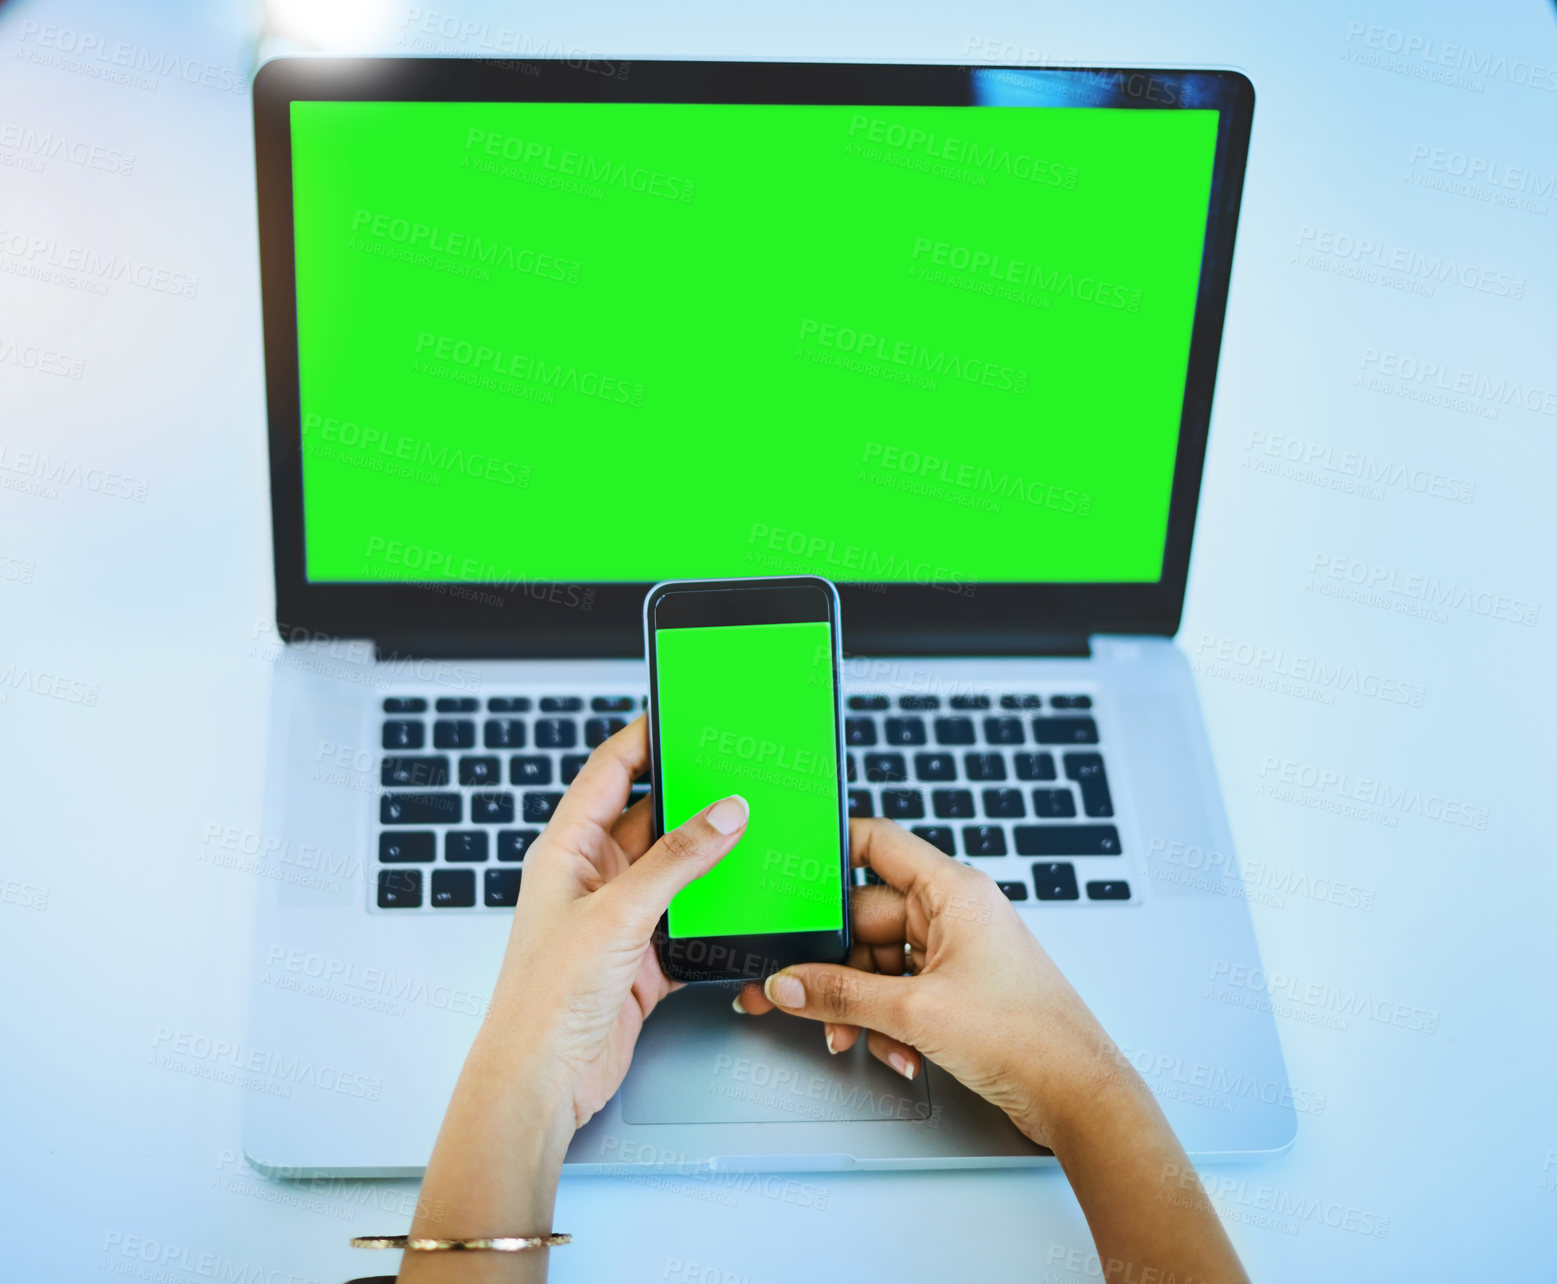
[655,621,842,937]
[290,101,1218,584]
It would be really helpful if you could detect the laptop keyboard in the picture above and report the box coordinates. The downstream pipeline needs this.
[371,690,1131,912]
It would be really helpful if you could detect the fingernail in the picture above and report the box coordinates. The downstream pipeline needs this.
[825,1028,838,1055]
[888,1051,916,1081]
[764,973,804,1008]
[731,993,746,1015]
[706,795,749,835]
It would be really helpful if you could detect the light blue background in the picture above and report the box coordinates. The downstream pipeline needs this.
[1,0,1554,1280]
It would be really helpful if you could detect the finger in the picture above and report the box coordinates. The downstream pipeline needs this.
[609,791,655,857]
[849,817,957,895]
[850,883,908,946]
[549,715,647,833]
[820,940,876,1054]
[866,1029,922,1082]
[733,981,770,1015]
[600,794,750,936]
[762,962,913,1043]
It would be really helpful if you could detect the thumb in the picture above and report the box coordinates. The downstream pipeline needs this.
[762,964,915,1044]
[606,794,750,934]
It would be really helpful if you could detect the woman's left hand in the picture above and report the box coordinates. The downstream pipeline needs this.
[488,714,750,1130]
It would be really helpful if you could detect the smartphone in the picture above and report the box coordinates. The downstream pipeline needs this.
[644,575,851,984]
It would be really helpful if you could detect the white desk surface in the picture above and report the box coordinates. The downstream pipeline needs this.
[3,0,1554,1278]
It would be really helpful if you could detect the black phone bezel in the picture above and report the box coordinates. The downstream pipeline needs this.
[252,59,1256,655]
[644,575,851,983]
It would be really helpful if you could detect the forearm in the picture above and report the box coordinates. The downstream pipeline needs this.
[1045,1065,1248,1284]
[398,1020,575,1284]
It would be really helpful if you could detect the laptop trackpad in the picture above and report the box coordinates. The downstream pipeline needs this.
[622,985,932,1125]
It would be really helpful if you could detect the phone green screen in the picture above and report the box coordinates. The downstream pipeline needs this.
[655,620,844,938]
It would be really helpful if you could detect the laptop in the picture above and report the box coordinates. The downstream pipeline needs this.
[243,58,1290,1178]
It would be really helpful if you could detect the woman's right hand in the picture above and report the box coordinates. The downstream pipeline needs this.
[734,817,1122,1150]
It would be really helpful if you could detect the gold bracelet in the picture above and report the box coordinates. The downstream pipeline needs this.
[351,1234,571,1252]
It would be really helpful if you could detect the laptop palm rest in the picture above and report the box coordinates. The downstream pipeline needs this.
[621,985,932,1125]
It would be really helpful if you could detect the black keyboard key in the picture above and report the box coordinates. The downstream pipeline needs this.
[431,868,476,907]
[847,695,890,711]
[845,717,877,747]
[381,793,461,825]
[899,694,940,710]
[485,868,522,907]
[882,789,925,819]
[510,755,552,786]
[535,718,577,749]
[862,867,886,886]
[382,719,424,750]
[436,697,478,713]
[982,788,1026,819]
[997,880,1029,901]
[950,694,991,710]
[1000,694,1043,709]
[459,756,501,786]
[472,792,515,824]
[381,756,449,787]
[983,717,1025,745]
[484,718,526,749]
[1051,695,1093,710]
[962,825,1007,856]
[1032,788,1077,819]
[1014,752,1058,781]
[933,717,975,745]
[591,696,634,712]
[1087,880,1131,901]
[914,752,957,781]
[540,696,583,713]
[931,788,974,819]
[378,831,434,863]
[433,719,476,749]
[446,831,488,862]
[1065,753,1115,817]
[497,829,540,861]
[383,697,427,714]
[377,869,421,908]
[911,826,956,855]
[1014,825,1121,856]
[585,716,626,748]
[847,753,857,783]
[560,754,589,784]
[864,752,908,783]
[1032,862,1080,900]
[488,696,532,713]
[848,789,873,818]
[522,792,564,823]
[964,752,1006,782]
[1032,716,1098,745]
[886,717,927,745]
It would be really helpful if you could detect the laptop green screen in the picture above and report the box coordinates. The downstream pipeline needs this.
[289,101,1217,585]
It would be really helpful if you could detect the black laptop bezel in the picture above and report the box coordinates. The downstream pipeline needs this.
[253,58,1254,656]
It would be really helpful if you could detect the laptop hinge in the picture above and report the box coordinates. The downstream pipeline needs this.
[371,633,1093,661]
